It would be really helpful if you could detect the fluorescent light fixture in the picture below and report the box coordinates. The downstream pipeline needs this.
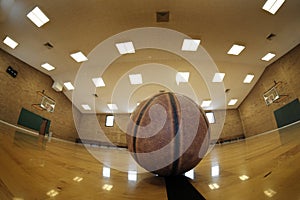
[262,0,285,14]
[261,53,276,61]
[243,74,254,83]
[105,115,114,127]
[81,104,91,111]
[128,170,137,181]
[3,36,18,49]
[228,99,238,106]
[102,184,113,191]
[46,189,59,197]
[212,73,225,82]
[107,104,118,110]
[264,189,277,197]
[27,6,49,27]
[70,51,88,62]
[239,175,249,181]
[63,82,75,90]
[115,41,135,55]
[206,112,215,124]
[103,166,111,178]
[211,165,219,177]
[176,72,190,85]
[92,77,105,87]
[129,74,143,85]
[208,183,220,190]
[201,100,212,107]
[181,39,201,51]
[184,169,194,179]
[227,44,245,55]
[73,176,83,182]
[41,63,55,71]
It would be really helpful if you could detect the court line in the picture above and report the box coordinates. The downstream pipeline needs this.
[0,119,39,136]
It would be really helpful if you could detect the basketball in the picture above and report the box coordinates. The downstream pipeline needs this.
[126,92,210,176]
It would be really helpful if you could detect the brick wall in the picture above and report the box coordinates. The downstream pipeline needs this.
[239,44,300,137]
[0,48,79,141]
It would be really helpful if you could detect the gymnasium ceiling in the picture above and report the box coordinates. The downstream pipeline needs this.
[0,0,300,113]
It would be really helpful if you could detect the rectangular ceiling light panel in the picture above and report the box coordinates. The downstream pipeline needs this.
[176,72,190,85]
[181,39,201,51]
[70,51,88,62]
[201,100,212,107]
[243,74,254,83]
[262,0,285,14]
[81,104,91,110]
[107,104,118,110]
[63,82,75,90]
[116,41,135,55]
[129,74,143,85]
[261,53,275,61]
[27,6,50,27]
[227,44,245,55]
[3,36,18,49]
[212,73,225,82]
[41,63,55,71]
[92,77,105,87]
[228,99,238,106]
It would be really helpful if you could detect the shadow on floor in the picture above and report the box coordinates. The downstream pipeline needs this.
[164,175,205,200]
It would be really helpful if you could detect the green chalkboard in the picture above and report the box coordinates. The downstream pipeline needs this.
[274,98,300,128]
[17,108,51,134]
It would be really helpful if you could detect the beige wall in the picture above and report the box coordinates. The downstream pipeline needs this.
[218,109,244,139]
[0,49,79,141]
[239,44,300,137]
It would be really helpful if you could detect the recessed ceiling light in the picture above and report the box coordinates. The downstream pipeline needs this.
[92,77,105,87]
[228,99,238,106]
[243,74,254,83]
[3,36,18,49]
[212,73,225,82]
[41,63,55,71]
[107,104,118,110]
[81,104,91,110]
[181,39,201,51]
[262,0,285,14]
[129,74,143,85]
[63,82,75,90]
[261,53,275,61]
[176,72,190,85]
[227,44,245,55]
[201,100,212,107]
[26,6,49,27]
[115,41,135,55]
[70,51,88,62]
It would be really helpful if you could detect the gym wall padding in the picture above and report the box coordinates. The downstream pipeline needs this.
[17,108,51,134]
[274,98,300,128]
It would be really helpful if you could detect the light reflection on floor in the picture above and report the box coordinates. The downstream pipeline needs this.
[0,121,300,199]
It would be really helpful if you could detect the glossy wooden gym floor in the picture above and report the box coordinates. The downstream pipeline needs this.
[0,121,299,200]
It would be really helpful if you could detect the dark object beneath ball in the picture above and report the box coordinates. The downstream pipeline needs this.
[127,92,210,176]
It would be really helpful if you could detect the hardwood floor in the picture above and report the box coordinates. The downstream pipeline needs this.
[0,121,299,199]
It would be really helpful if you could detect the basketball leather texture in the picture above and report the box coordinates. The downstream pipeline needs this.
[127,92,210,176]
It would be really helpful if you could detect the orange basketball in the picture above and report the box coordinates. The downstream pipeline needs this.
[127,92,210,176]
